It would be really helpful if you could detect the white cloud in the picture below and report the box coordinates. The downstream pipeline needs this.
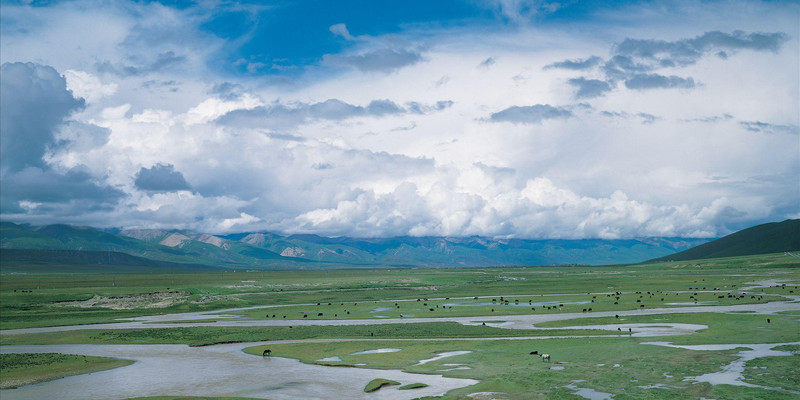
[63,70,118,103]
[2,0,797,238]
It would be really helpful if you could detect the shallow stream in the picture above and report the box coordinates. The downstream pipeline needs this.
[0,343,477,400]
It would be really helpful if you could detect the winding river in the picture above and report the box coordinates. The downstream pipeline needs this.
[0,343,478,400]
[1,281,797,399]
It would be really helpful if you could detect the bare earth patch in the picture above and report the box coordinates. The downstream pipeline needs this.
[53,291,191,310]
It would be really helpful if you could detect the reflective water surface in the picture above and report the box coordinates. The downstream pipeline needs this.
[643,341,800,394]
[0,343,478,400]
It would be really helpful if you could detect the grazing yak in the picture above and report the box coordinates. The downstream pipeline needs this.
[540,354,550,362]
[529,351,538,355]
[262,349,272,357]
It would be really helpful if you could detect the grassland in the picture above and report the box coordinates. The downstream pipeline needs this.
[0,352,133,389]
[1,252,798,399]
[363,378,400,392]
[742,355,800,391]
[244,338,750,399]
[0,323,618,347]
[3,253,796,329]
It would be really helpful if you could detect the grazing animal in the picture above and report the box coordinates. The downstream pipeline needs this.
[767,318,771,323]
[540,354,550,362]
[529,351,538,355]
[262,349,272,357]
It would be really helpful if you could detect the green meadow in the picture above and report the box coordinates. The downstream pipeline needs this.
[0,353,133,389]
[1,253,798,398]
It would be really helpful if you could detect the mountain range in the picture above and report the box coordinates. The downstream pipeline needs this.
[0,221,714,270]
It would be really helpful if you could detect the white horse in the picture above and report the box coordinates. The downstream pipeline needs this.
[540,353,550,362]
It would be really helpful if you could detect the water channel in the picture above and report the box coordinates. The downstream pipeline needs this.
[1,286,797,399]
[0,343,478,400]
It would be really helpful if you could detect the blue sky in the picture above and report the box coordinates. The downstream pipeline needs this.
[1,0,798,238]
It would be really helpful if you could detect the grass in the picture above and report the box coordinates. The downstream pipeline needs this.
[742,355,800,392]
[3,252,797,330]
[534,312,800,345]
[245,337,745,399]
[398,382,428,390]
[1,323,617,347]
[363,378,400,392]
[0,352,133,389]
[126,397,261,400]
[1,252,798,398]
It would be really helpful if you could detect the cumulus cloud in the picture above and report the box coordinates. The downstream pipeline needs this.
[134,163,191,192]
[483,0,569,23]
[267,132,307,142]
[406,100,453,114]
[552,30,789,99]
[684,114,735,123]
[287,174,754,239]
[567,77,612,99]
[217,98,447,129]
[739,121,799,135]
[601,111,659,124]
[63,70,118,103]
[54,121,112,153]
[210,82,246,101]
[479,57,496,68]
[488,104,573,124]
[1,166,123,214]
[0,62,121,215]
[323,48,423,73]
[613,30,789,67]
[330,23,358,41]
[96,51,187,77]
[1,1,796,239]
[546,56,603,70]
[624,74,695,90]
[1,62,85,172]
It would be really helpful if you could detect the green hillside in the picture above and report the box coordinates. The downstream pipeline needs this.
[1,221,712,269]
[648,219,800,262]
[0,222,297,268]
[0,249,221,273]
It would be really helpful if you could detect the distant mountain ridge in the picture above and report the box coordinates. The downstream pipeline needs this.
[0,248,221,272]
[1,221,712,269]
[647,219,800,262]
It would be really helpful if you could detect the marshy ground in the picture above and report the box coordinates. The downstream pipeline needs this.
[1,253,798,399]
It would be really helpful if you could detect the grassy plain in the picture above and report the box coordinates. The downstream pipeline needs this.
[363,378,400,392]
[2,253,796,329]
[0,323,617,347]
[1,253,798,399]
[0,352,133,389]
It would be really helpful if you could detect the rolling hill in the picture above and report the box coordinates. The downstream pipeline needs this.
[0,248,222,273]
[647,219,800,262]
[0,221,713,269]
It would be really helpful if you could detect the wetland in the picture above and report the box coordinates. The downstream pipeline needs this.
[1,253,799,399]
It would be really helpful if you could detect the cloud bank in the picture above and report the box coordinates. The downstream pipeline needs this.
[0,0,797,239]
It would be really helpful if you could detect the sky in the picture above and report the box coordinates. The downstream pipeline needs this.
[0,0,798,239]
